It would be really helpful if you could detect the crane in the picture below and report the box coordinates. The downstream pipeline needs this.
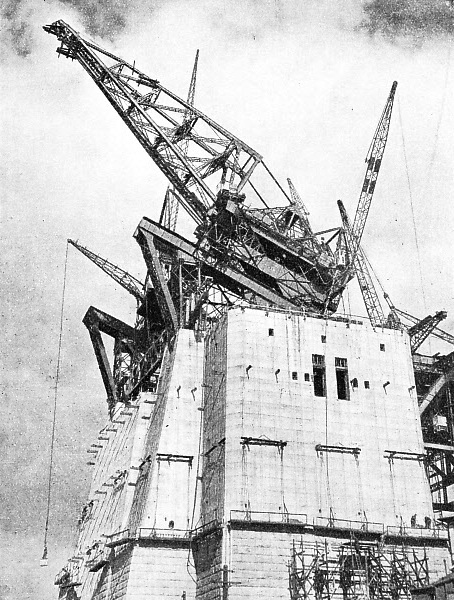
[407,311,448,353]
[45,20,345,315]
[327,81,398,313]
[336,200,387,328]
[68,239,144,302]
[350,81,398,259]
[385,301,454,348]
[333,208,449,351]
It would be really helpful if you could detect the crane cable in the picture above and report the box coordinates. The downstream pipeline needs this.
[41,241,70,566]
[397,96,428,313]
[421,42,452,204]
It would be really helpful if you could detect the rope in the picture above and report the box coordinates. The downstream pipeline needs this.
[321,320,333,515]
[42,241,70,562]
[397,96,427,312]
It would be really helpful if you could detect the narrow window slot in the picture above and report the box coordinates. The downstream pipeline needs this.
[335,357,349,400]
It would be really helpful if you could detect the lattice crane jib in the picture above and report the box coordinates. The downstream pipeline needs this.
[45,20,343,315]
[351,81,398,255]
[328,82,398,313]
[68,239,144,302]
[336,201,386,328]
[44,20,260,224]
[408,311,448,353]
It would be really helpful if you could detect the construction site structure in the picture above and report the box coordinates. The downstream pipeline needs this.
[44,20,454,600]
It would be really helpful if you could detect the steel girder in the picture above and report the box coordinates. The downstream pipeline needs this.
[83,306,137,414]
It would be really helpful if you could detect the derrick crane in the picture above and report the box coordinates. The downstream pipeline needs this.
[407,311,448,353]
[335,207,448,350]
[68,239,144,302]
[328,81,398,312]
[386,302,454,348]
[45,20,341,315]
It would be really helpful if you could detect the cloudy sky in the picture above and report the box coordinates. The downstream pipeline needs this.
[2,0,454,598]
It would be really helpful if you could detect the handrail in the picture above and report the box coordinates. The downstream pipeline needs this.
[138,527,190,540]
[230,510,307,524]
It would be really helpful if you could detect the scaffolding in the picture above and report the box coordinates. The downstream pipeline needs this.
[289,537,429,600]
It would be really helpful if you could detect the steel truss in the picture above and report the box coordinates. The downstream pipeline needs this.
[45,20,346,314]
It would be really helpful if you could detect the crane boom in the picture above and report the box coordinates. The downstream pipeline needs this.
[46,20,345,315]
[337,200,386,327]
[68,239,144,301]
[390,305,454,348]
[44,20,262,226]
[326,82,397,312]
[408,311,448,353]
[351,81,398,260]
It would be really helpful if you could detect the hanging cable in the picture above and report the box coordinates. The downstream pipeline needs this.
[41,241,70,567]
[397,97,427,313]
[422,42,452,204]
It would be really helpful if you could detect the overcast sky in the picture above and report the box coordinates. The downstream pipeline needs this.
[2,1,454,598]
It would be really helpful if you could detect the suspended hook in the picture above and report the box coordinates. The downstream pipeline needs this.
[246,365,252,379]
[275,368,280,382]
[40,545,48,568]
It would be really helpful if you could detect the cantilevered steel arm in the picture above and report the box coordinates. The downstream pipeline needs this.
[44,20,262,225]
[82,306,136,414]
